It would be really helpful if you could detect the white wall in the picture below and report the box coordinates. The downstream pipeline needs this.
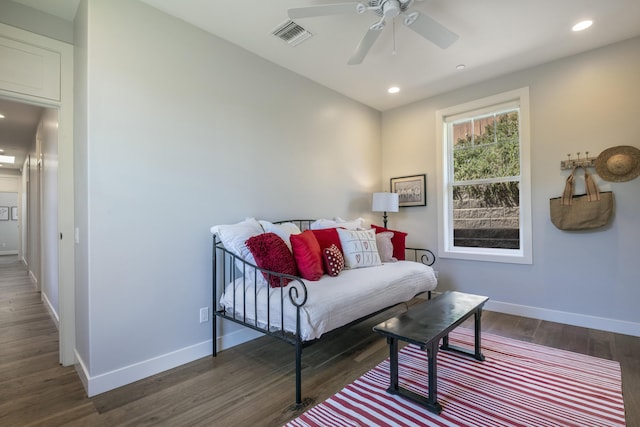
[74,0,381,395]
[0,191,18,253]
[382,36,640,335]
[26,137,40,285]
[0,175,22,257]
[40,108,60,322]
[73,0,90,379]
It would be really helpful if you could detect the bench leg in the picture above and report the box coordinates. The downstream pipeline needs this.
[385,337,443,415]
[426,341,442,412]
[388,337,399,392]
[474,308,485,361]
[440,307,485,361]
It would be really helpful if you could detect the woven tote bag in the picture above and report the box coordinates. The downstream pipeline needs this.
[550,166,613,230]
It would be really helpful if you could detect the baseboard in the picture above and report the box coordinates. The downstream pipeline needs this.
[28,270,37,289]
[79,340,213,397]
[74,350,90,395]
[73,327,265,397]
[485,300,640,337]
[41,291,60,329]
[216,327,263,352]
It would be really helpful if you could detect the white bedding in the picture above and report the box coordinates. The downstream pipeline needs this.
[219,261,437,341]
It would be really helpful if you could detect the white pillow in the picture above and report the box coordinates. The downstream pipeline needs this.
[210,218,264,265]
[310,217,365,230]
[258,220,301,251]
[335,217,366,230]
[337,228,382,269]
[375,231,397,262]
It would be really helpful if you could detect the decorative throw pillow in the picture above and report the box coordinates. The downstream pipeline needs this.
[337,228,382,269]
[375,231,396,262]
[210,218,264,265]
[334,217,366,230]
[290,230,324,281]
[310,217,365,230]
[258,220,301,251]
[371,224,408,261]
[246,233,298,288]
[322,244,345,277]
[311,228,343,252]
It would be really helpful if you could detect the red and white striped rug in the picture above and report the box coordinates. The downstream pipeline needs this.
[286,328,626,426]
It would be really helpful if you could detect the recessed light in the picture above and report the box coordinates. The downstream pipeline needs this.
[456,64,466,70]
[388,86,400,94]
[572,20,593,32]
[0,114,5,119]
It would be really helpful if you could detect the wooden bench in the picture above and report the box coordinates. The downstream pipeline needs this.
[373,291,489,414]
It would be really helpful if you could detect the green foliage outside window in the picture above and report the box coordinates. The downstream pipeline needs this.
[453,112,520,207]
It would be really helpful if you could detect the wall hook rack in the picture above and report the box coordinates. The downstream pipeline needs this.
[560,151,597,170]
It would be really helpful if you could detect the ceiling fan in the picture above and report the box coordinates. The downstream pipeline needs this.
[288,0,459,65]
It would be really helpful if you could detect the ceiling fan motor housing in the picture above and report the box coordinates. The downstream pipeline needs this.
[369,0,411,18]
[383,0,401,18]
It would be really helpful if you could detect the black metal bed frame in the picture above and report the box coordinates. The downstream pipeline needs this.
[211,219,435,407]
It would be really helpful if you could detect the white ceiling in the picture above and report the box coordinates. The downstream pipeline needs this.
[12,0,80,21]
[0,98,43,170]
[138,0,640,111]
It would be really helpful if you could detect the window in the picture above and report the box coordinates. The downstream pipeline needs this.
[435,88,532,264]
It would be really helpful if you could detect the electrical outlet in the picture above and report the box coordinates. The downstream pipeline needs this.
[199,307,209,323]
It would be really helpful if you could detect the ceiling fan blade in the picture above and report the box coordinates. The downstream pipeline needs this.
[288,3,361,19]
[403,11,459,49]
[347,26,384,65]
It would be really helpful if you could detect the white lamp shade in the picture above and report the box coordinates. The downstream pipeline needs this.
[372,192,399,212]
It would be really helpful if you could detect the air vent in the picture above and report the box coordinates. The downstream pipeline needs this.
[272,20,313,46]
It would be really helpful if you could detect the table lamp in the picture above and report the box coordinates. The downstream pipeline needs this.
[372,192,399,228]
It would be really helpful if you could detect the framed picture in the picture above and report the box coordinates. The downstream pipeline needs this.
[0,206,8,221]
[390,174,426,207]
[11,206,18,221]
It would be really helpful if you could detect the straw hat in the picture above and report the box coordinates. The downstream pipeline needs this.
[595,145,640,182]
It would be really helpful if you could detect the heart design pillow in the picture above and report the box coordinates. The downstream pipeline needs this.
[336,228,381,269]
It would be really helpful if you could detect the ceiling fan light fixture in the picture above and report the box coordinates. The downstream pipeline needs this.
[356,3,367,14]
[572,20,593,32]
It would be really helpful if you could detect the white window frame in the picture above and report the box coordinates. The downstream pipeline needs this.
[435,87,532,264]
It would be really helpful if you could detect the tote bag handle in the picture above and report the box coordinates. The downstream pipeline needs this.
[561,166,600,206]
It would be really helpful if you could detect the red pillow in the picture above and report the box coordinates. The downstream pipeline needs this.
[371,224,408,261]
[245,233,298,288]
[323,244,345,277]
[290,230,324,281]
[311,228,343,252]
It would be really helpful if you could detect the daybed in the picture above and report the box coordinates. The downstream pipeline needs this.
[210,218,437,406]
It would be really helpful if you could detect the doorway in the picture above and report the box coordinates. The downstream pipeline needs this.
[0,22,74,366]
[0,97,61,324]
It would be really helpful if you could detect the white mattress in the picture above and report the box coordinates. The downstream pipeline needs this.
[219,261,437,341]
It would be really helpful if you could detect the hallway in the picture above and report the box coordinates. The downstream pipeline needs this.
[0,259,89,425]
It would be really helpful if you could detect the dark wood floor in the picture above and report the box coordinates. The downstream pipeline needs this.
[1,259,638,426]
